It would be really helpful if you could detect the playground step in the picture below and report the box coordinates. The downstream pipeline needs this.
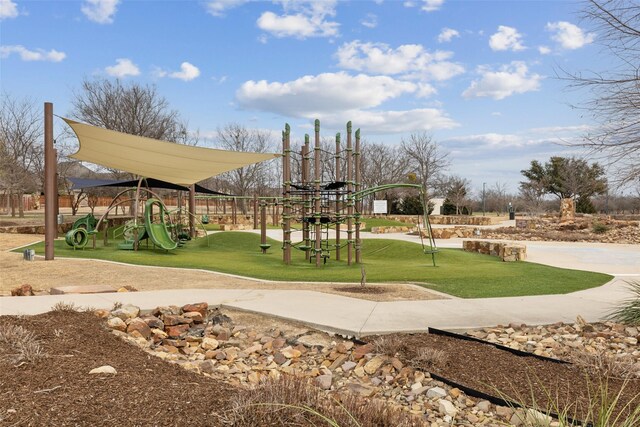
[50,285,117,295]
[118,241,135,250]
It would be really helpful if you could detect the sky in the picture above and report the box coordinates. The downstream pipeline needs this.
[0,0,607,194]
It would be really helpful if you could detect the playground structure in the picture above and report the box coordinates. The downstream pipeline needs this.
[280,120,438,267]
[64,179,210,252]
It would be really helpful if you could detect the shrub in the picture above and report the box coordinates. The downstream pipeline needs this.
[592,222,610,234]
[608,281,640,325]
[0,324,46,364]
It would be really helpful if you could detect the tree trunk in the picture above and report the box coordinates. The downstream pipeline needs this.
[18,191,24,217]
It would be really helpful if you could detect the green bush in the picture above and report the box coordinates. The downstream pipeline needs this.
[592,222,609,234]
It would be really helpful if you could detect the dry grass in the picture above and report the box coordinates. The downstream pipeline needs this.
[0,324,46,364]
[51,301,79,312]
[414,347,448,370]
[372,335,406,357]
[570,350,639,380]
[220,374,424,427]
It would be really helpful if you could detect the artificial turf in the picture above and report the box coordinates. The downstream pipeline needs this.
[24,232,612,298]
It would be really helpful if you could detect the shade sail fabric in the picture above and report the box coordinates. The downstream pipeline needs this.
[67,177,229,196]
[65,118,280,186]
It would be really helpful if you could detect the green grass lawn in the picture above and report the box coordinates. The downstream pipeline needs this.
[25,232,612,298]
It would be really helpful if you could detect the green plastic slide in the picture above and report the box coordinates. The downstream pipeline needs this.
[144,199,178,250]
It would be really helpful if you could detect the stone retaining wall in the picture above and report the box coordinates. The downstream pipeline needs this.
[462,240,526,262]
[430,216,494,226]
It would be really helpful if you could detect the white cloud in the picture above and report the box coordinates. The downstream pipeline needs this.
[405,0,444,12]
[489,25,525,51]
[170,62,200,81]
[105,58,140,77]
[463,61,542,100]
[236,72,457,133]
[257,1,339,39]
[538,45,551,55]
[81,0,119,24]
[319,108,458,133]
[156,62,201,81]
[438,27,459,43]
[335,40,464,81]
[0,45,66,62]
[491,112,502,116]
[416,83,437,98]
[0,0,18,20]
[360,13,377,29]
[447,132,522,147]
[237,72,416,116]
[546,21,595,50]
[205,0,247,17]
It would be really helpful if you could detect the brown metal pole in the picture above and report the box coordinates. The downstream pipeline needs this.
[335,133,341,261]
[346,121,353,266]
[314,120,321,267]
[44,103,56,260]
[189,184,196,238]
[355,128,362,264]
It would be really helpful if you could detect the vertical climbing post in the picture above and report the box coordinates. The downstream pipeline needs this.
[355,128,362,264]
[335,133,341,261]
[44,102,56,260]
[346,121,353,265]
[302,135,311,261]
[314,120,322,267]
[282,125,292,264]
[260,202,268,253]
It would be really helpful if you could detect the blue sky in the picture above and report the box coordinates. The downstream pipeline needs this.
[0,0,604,193]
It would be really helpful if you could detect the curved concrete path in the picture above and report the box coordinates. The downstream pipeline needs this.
[1,232,638,336]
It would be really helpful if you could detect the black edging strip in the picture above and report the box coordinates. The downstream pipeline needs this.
[428,372,591,427]
[356,329,591,426]
[427,327,571,365]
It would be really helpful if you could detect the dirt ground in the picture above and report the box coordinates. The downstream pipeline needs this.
[0,234,442,302]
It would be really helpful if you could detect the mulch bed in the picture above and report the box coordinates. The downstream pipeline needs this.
[0,311,235,426]
[375,332,640,421]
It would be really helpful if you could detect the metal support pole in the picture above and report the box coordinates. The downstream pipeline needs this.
[189,184,196,237]
[44,102,56,260]
[346,121,353,266]
[314,120,322,267]
[355,128,362,264]
[335,133,341,261]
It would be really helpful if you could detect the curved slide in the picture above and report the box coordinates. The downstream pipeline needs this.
[144,199,178,250]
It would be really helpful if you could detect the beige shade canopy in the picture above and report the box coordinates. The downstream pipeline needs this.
[65,118,280,186]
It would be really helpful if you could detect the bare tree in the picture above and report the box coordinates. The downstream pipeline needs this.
[400,132,449,202]
[564,0,640,185]
[0,95,43,217]
[216,123,275,212]
[70,78,196,179]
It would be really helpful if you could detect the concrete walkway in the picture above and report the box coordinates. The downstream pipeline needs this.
[2,232,638,335]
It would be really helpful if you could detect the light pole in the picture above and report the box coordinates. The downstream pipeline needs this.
[482,182,486,216]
